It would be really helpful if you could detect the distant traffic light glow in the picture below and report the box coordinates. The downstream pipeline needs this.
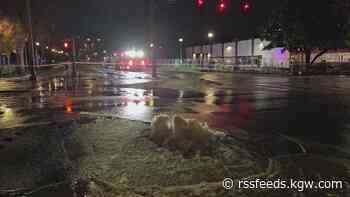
[242,1,251,12]
[244,4,250,9]
[197,0,204,7]
[218,0,226,12]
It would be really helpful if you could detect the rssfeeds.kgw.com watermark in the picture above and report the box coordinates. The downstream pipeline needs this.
[222,178,348,192]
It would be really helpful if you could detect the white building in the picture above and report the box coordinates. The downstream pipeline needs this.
[186,39,349,68]
[186,39,290,68]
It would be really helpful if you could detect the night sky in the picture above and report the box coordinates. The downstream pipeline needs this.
[1,0,277,56]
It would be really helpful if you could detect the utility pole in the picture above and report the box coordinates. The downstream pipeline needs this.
[65,38,78,75]
[149,0,157,78]
[72,37,77,75]
[178,38,184,64]
[179,44,183,64]
[72,37,77,63]
[26,0,36,80]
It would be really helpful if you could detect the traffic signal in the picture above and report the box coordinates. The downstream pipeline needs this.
[241,0,251,12]
[196,0,204,7]
[218,0,226,13]
[64,42,69,48]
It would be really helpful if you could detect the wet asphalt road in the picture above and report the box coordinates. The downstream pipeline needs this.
[0,65,155,129]
[1,64,350,195]
[0,65,350,149]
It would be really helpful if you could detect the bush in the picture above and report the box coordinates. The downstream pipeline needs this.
[0,66,25,77]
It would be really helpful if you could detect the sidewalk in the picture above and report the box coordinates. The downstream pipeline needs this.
[159,64,291,75]
[0,74,31,81]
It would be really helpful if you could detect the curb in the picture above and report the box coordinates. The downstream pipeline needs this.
[0,74,31,81]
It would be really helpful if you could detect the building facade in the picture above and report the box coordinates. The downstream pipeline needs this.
[186,39,350,68]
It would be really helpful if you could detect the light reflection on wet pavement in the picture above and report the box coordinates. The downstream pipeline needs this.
[1,66,350,151]
[2,65,350,195]
[0,66,159,128]
[151,72,350,151]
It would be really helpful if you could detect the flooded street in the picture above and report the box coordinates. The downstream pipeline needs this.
[0,65,156,129]
[193,73,350,149]
[1,64,350,152]
[1,65,350,149]
[1,65,350,196]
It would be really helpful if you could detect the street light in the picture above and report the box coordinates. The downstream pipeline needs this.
[208,32,214,39]
[178,38,184,64]
[208,32,214,59]
[34,42,41,65]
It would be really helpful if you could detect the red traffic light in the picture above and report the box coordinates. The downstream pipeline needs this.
[64,42,69,48]
[241,1,251,12]
[218,0,226,12]
[197,0,204,7]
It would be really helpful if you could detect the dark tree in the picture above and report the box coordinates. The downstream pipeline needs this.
[0,15,26,64]
[261,0,350,64]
